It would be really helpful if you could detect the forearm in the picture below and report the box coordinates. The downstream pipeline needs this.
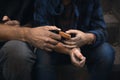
[0,24,29,41]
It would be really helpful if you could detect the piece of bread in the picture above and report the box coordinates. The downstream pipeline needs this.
[59,31,71,39]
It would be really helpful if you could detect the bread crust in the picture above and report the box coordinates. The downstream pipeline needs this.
[59,31,71,39]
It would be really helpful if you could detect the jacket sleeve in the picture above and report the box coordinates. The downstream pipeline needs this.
[88,0,107,47]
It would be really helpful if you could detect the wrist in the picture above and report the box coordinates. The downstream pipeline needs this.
[85,33,96,45]
[20,27,31,42]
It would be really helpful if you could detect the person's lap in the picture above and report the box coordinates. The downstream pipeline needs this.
[0,41,114,80]
[0,40,36,80]
[35,42,115,80]
[82,42,115,80]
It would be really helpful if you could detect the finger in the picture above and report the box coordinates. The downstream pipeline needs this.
[46,43,55,49]
[2,16,11,21]
[66,30,81,41]
[71,52,81,67]
[43,38,58,49]
[66,30,78,34]
[4,21,12,25]
[49,32,61,40]
[63,41,76,45]
[45,38,59,45]
[79,57,86,67]
[63,44,77,49]
[12,20,20,25]
[4,20,20,26]
[44,26,61,31]
[70,35,81,41]
[73,48,83,59]
[4,21,14,25]
[42,43,54,52]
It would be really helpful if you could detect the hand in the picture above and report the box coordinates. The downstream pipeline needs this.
[25,26,61,51]
[70,48,86,67]
[64,30,95,48]
[54,43,86,67]
[2,16,20,26]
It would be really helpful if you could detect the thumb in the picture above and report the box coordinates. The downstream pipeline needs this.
[73,48,83,59]
[47,26,61,31]
[66,30,78,34]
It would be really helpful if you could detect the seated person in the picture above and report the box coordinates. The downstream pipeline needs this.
[0,1,35,79]
[0,0,61,80]
[34,0,115,80]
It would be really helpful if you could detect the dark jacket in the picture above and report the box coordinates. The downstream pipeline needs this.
[34,0,107,47]
[0,0,34,47]
[0,0,34,25]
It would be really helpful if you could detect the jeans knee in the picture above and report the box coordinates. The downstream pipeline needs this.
[0,40,35,63]
[94,43,115,65]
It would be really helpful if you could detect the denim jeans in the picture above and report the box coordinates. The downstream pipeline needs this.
[0,40,36,80]
[35,42,115,80]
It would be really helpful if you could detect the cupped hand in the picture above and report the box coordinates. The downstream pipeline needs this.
[70,48,86,67]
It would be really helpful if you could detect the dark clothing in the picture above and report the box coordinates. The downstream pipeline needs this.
[34,0,115,80]
[0,0,34,46]
[0,0,34,25]
[0,0,35,80]
[35,43,115,80]
[0,40,36,80]
[34,0,107,47]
